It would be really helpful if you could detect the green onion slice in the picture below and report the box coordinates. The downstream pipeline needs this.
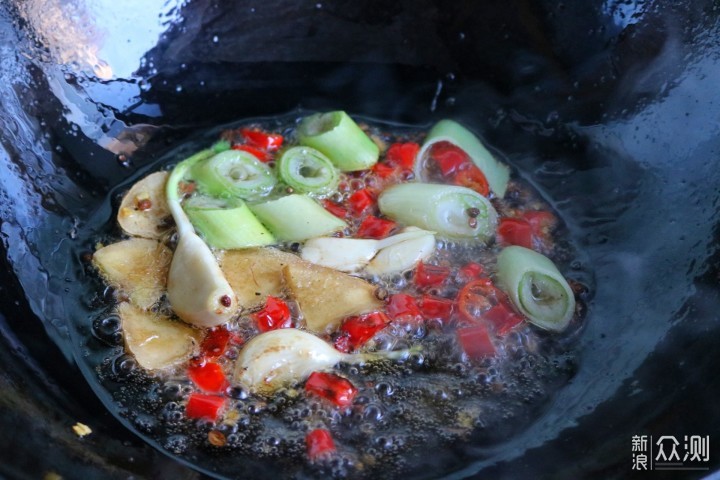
[249,194,347,242]
[297,111,379,172]
[191,149,276,201]
[184,196,275,249]
[496,246,576,332]
[276,146,339,194]
[166,149,216,237]
[378,183,498,240]
[414,119,510,197]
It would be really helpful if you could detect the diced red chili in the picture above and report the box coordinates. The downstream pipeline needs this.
[188,361,229,394]
[498,218,533,249]
[240,128,284,152]
[456,278,497,323]
[385,142,420,170]
[454,166,490,197]
[306,429,336,460]
[231,144,272,162]
[523,210,556,237]
[253,296,292,332]
[322,199,348,219]
[386,293,423,320]
[356,215,397,239]
[186,393,225,420]
[333,335,351,353]
[419,295,454,322]
[348,189,375,216]
[200,326,231,358]
[372,162,397,179]
[457,324,496,360]
[305,372,358,407]
[334,312,389,352]
[429,142,470,177]
[484,302,524,335]
[415,262,451,289]
[458,262,484,281]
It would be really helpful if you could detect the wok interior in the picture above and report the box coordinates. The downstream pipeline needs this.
[0,0,719,478]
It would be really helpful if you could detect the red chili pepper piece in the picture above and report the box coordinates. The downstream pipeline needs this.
[200,326,231,359]
[386,293,423,320]
[305,372,358,407]
[231,144,272,162]
[420,295,454,321]
[348,189,375,216]
[372,162,397,179]
[334,312,389,352]
[253,296,292,332]
[458,262,484,280]
[454,165,490,197]
[429,142,471,177]
[240,128,284,152]
[523,210,556,237]
[356,215,397,239]
[498,218,534,249]
[186,393,225,420]
[415,262,451,289]
[385,142,420,170]
[333,335,351,354]
[321,199,348,219]
[188,361,229,394]
[484,302,524,335]
[456,278,497,323]
[306,429,336,461]
[457,324,496,360]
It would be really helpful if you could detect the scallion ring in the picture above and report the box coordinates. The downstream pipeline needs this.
[378,183,498,241]
[276,146,339,194]
[191,149,276,201]
[495,246,576,332]
[184,196,275,249]
[297,111,379,172]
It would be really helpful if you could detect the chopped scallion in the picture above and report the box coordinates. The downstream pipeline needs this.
[276,146,339,194]
[249,194,347,242]
[495,246,575,332]
[185,197,275,249]
[378,183,498,240]
[191,149,276,201]
[297,111,379,171]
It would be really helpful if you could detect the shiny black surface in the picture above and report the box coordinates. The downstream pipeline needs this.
[0,0,719,478]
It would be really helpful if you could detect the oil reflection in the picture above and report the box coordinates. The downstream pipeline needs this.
[16,0,184,156]
[18,0,183,79]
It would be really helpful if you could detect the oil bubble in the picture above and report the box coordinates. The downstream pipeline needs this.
[165,434,188,453]
[112,354,137,379]
[92,314,122,346]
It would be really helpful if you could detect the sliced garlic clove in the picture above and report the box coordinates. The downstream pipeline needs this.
[365,231,436,276]
[301,228,435,273]
[166,231,238,328]
[301,237,379,272]
[233,328,346,395]
[233,328,420,396]
[117,171,172,239]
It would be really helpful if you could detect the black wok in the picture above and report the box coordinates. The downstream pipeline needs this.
[0,0,719,478]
